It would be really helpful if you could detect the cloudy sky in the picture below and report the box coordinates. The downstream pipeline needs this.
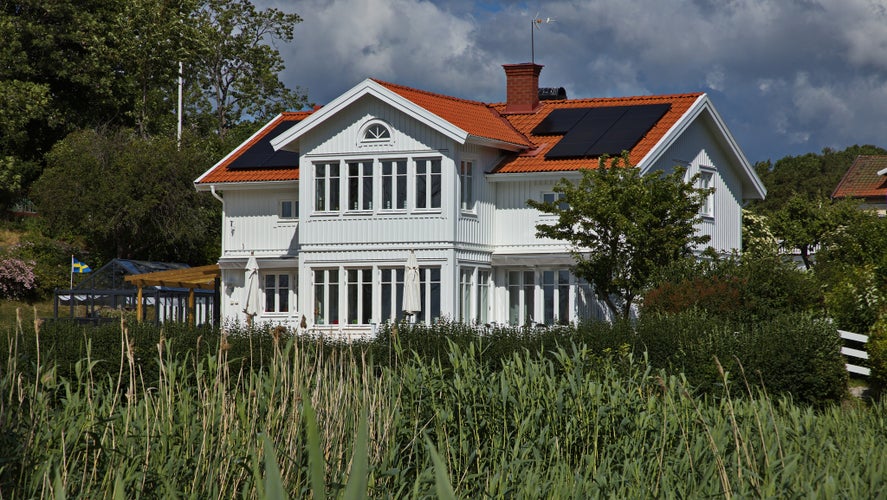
[259,0,887,164]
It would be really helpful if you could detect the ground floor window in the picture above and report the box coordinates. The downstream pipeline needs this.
[542,269,571,325]
[419,267,441,324]
[508,270,536,326]
[477,269,490,324]
[347,269,373,324]
[380,268,404,322]
[263,273,292,313]
[314,269,339,324]
[459,268,472,322]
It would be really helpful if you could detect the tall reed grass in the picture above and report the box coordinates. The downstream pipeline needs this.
[1,310,884,498]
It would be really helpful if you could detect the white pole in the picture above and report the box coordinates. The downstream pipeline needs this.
[70,255,74,290]
[177,61,183,148]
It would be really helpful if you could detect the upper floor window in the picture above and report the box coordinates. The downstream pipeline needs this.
[542,192,568,211]
[279,200,297,220]
[315,162,340,212]
[460,160,474,211]
[362,123,391,142]
[699,170,714,218]
[416,158,442,210]
[347,160,373,211]
[381,159,407,210]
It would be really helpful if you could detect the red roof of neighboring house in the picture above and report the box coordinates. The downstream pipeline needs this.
[196,83,702,185]
[832,155,887,201]
[197,111,312,184]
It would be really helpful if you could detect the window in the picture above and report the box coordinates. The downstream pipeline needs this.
[380,268,405,322]
[279,200,297,219]
[416,158,442,209]
[381,159,407,210]
[363,123,390,141]
[347,269,373,324]
[459,268,473,322]
[347,160,373,211]
[264,274,290,313]
[460,160,474,211]
[315,162,340,212]
[477,270,490,324]
[508,270,536,326]
[419,267,441,323]
[542,270,571,325]
[699,170,714,217]
[314,269,339,324]
[542,192,568,211]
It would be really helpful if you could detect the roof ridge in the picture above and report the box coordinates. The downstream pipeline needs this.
[372,78,491,107]
[489,92,704,108]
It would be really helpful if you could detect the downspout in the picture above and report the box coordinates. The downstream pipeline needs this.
[209,184,224,203]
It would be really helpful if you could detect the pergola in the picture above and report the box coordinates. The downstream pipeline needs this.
[125,264,221,326]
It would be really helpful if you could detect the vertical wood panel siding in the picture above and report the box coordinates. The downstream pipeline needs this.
[492,178,573,253]
[649,119,744,253]
[224,187,299,256]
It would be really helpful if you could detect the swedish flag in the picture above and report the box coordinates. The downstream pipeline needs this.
[72,257,92,273]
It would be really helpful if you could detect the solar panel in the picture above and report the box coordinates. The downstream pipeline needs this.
[544,104,670,159]
[227,120,302,169]
[532,108,589,135]
[584,104,670,156]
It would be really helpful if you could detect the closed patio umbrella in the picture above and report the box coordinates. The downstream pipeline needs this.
[402,250,421,319]
[243,254,259,324]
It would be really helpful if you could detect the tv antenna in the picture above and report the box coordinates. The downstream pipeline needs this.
[531,14,554,64]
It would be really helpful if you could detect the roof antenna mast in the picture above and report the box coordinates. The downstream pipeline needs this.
[531,14,554,64]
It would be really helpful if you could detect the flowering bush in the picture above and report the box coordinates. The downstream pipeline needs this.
[0,257,37,300]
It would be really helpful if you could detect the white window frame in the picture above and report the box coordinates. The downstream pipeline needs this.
[459,267,473,322]
[278,199,298,220]
[698,168,715,218]
[346,160,374,212]
[313,269,340,325]
[541,192,568,213]
[359,120,392,144]
[346,268,374,325]
[476,269,490,325]
[541,269,571,325]
[507,270,536,326]
[418,266,442,324]
[380,158,407,211]
[380,267,405,323]
[314,162,340,213]
[459,159,475,212]
[415,158,442,211]
[262,272,293,315]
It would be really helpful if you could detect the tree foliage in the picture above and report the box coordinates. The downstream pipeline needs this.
[528,154,712,319]
[750,144,887,214]
[31,128,228,263]
[768,195,862,269]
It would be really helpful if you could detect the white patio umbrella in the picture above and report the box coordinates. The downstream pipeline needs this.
[243,254,259,324]
[402,250,421,319]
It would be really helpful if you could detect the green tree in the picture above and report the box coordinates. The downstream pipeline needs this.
[187,0,308,137]
[769,195,861,270]
[31,128,228,264]
[528,154,712,319]
[751,144,887,214]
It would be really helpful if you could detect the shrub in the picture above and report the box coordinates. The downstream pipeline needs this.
[0,257,37,300]
[867,313,887,392]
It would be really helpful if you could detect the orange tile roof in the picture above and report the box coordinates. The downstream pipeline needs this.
[374,79,532,148]
[197,111,312,184]
[832,155,887,200]
[490,93,702,173]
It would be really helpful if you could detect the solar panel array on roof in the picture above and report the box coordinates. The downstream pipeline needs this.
[227,121,301,169]
[540,104,670,159]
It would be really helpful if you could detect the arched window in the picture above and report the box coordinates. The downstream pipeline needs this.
[361,122,391,142]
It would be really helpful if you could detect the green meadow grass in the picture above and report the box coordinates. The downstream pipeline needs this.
[1,311,883,498]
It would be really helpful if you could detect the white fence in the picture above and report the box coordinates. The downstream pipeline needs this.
[838,330,870,376]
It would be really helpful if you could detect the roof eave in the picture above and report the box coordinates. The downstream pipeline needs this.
[271,79,470,152]
[468,134,528,152]
[194,113,287,185]
[194,179,298,192]
[638,94,767,201]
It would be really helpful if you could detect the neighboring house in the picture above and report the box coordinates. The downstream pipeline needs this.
[832,155,887,215]
[195,62,766,335]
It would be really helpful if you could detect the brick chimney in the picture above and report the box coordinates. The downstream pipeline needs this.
[503,63,543,114]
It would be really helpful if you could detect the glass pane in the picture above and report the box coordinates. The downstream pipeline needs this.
[266,275,276,288]
[361,279,372,323]
[330,178,340,211]
[315,178,325,210]
[363,170,372,210]
[281,201,293,218]
[430,160,441,208]
[416,161,427,209]
[279,289,289,312]
[314,284,325,324]
[396,161,407,209]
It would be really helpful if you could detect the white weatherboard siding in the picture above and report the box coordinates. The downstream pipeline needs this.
[223,187,299,258]
[649,117,744,253]
[492,178,574,255]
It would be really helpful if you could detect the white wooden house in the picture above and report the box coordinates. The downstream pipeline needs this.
[195,63,766,335]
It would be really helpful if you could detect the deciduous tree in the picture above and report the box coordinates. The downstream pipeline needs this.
[528,154,712,319]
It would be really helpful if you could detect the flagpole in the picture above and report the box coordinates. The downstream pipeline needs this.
[70,255,74,290]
